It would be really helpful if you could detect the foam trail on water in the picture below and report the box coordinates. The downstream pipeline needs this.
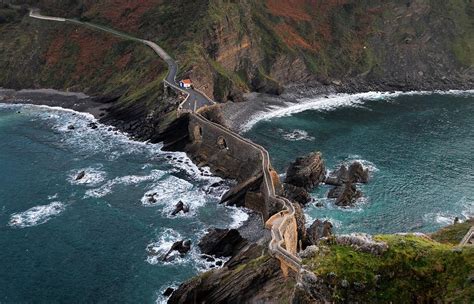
[9,202,65,228]
[242,90,474,132]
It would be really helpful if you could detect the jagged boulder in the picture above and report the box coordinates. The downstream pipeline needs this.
[162,240,192,261]
[328,182,362,207]
[285,152,326,191]
[348,162,369,184]
[306,219,333,245]
[171,200,190,216]
[198,228,247,258]
[326,161,368,207]
[283,183,312,206]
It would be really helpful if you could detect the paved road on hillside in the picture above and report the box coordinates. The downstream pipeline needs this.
[29,9,213,111]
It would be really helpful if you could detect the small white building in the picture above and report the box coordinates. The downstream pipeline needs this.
[179,79,193,89]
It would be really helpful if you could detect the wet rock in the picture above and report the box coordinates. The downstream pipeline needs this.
[215,260,223,266]
[145,192,157,204]
[348,162,369,184]
[163,287,174,297]
[163,240,191,261]
[67,124,75,130]
[283,183,312,206]
[285,152,326,191]
[306,219,333,245]
[198,228,247,258]
[171,200,189,216]
[328,182,362,207]
[88,122,98,130]
[75,171,86,181]
[326,161,369,186]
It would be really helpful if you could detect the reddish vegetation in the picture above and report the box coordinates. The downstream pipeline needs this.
[69,29,117,79]
[266,0,312,21]
[275,23,319,51]
[45,35,66,66]
[85,0,163,32]
[116,52,133,70]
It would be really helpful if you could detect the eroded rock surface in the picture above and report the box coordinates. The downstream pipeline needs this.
[198,228,247,258]
[285,152,326,191]
[306,219,333,246]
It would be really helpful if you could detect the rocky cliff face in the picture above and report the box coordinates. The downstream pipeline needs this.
[2,0,473,110]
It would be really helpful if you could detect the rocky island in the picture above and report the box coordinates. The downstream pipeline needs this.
[0,1,473,303]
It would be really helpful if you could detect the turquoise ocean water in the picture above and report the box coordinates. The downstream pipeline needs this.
[0,104,247,303]
[244,91,474,234]
[1,91,473,302]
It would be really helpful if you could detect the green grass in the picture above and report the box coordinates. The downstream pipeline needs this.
[303,234,474,303]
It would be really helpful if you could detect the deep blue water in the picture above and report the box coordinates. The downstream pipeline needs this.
[245,91,474,234]
[0,105,247,303]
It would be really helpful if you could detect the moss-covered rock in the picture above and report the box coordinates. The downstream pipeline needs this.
[302,233,474,303]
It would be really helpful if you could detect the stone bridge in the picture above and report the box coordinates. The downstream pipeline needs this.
[186,111,302,276]
[28,8,302,278]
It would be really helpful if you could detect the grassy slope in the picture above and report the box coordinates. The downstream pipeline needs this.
[4,0,474,102]
[303,233,474,303]
[0,6,169,113]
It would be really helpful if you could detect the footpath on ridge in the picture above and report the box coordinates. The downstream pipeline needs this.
[29,8,302,277]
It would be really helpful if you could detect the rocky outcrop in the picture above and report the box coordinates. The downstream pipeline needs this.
[285,152,326,191]
[334,234,388,256]
[198,228,247,258]
[171,201,189,216]
[327,182,362,207]
[326,161,369,207]
[162,240,192,261]
[306,220,333,246]
[283,183,312,206]
[169,244,295,304]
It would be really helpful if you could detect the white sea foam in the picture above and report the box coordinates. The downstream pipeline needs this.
[141,175,197,215]
[85,170,165,198]
[227,206,250,229]
[68,166,107,186]
[280,129,315,141]
[146,228,184,265]
[9,202,65,228]
[344,155,380,173]
[241,90,474,132]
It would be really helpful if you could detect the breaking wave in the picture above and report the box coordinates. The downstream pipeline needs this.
[242,90,474,132]
[9,202,65,228]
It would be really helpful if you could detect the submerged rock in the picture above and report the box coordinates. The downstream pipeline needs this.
[67,124,75,130]
[75,171,86,181]
[162,240,191,261]
[171,200,190,216]
[163,287,174,297]
[285,152,326,191]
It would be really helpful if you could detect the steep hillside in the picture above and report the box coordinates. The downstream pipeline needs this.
[2,0,473,104]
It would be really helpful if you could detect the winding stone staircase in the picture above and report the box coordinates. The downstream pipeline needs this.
[29,9,303,277]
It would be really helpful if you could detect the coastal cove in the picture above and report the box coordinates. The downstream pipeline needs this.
[0,104,249,303]
[244,91,474,234]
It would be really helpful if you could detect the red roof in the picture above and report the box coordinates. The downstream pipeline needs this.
[181,79,192,84]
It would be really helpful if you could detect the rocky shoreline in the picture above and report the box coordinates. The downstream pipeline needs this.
[2,85,473,303]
